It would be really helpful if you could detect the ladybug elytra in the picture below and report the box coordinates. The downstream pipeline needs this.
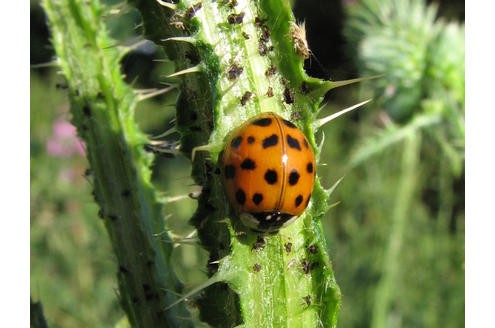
[220,112,316,232]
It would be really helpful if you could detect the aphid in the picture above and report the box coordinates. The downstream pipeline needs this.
[227,63,244,80]
[265,64,277,77]
[253,263,262,272]
[301,259,310,274]
[303,295,312,306]
[258,42,268,56]
[240,91,253,106]
[290,21,310,60]
[285,242,293,253]
[252,236,266,250]
[185,2,202,19]
[220,112,315,232]
[283,87,295,104]
[266,87,274,98]
[260,25,271,43]
[254,16,266,26]
[227,12,245,25]
[307,244,318,254]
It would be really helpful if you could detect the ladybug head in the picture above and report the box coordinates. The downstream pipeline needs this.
[240,211,298,233]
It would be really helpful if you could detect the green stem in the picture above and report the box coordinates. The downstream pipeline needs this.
[41,0,191,326]
[371,133,421,328]
[129,0,341,326]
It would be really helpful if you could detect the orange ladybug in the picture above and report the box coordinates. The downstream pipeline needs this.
[220,112,316,232]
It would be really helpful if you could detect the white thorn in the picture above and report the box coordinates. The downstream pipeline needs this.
[162,194,191,203]
[161,36,196,44]
[137,85,175,101]
[317,132,325,159]
[157,0,177,10]
[164,275,222,311]
[326,177,344,197]
[317,99,372,128]
[166,65,201,78]
[152,126,177,139]
[30,61,58,69]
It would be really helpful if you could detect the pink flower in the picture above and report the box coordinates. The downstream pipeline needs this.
[46,118,86,157]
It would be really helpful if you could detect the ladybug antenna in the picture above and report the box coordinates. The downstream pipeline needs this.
[316,99,372,129]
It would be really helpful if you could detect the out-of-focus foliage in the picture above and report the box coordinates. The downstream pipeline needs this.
[316,0,464,327]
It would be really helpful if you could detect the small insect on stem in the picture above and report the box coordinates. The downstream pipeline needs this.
[290,21,310,60]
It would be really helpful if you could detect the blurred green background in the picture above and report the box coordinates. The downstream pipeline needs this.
[31,0,464,327]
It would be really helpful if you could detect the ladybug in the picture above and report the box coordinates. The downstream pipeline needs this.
[220,112,315,232]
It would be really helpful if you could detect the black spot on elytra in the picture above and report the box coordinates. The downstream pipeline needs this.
[252,193,263,205]
[307,162,313,174]
[236,188,246,205]
[252,117,272,126]
[224,164,236,179]
[247,136,255,144]
[287,135,301,150]
[295,194,303,207]
[289,170,300,185]
[282,119,297,128]
[264,169,278,184]
[241,158,256,170]
[231,135,242,148]
[262,134,278,148]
